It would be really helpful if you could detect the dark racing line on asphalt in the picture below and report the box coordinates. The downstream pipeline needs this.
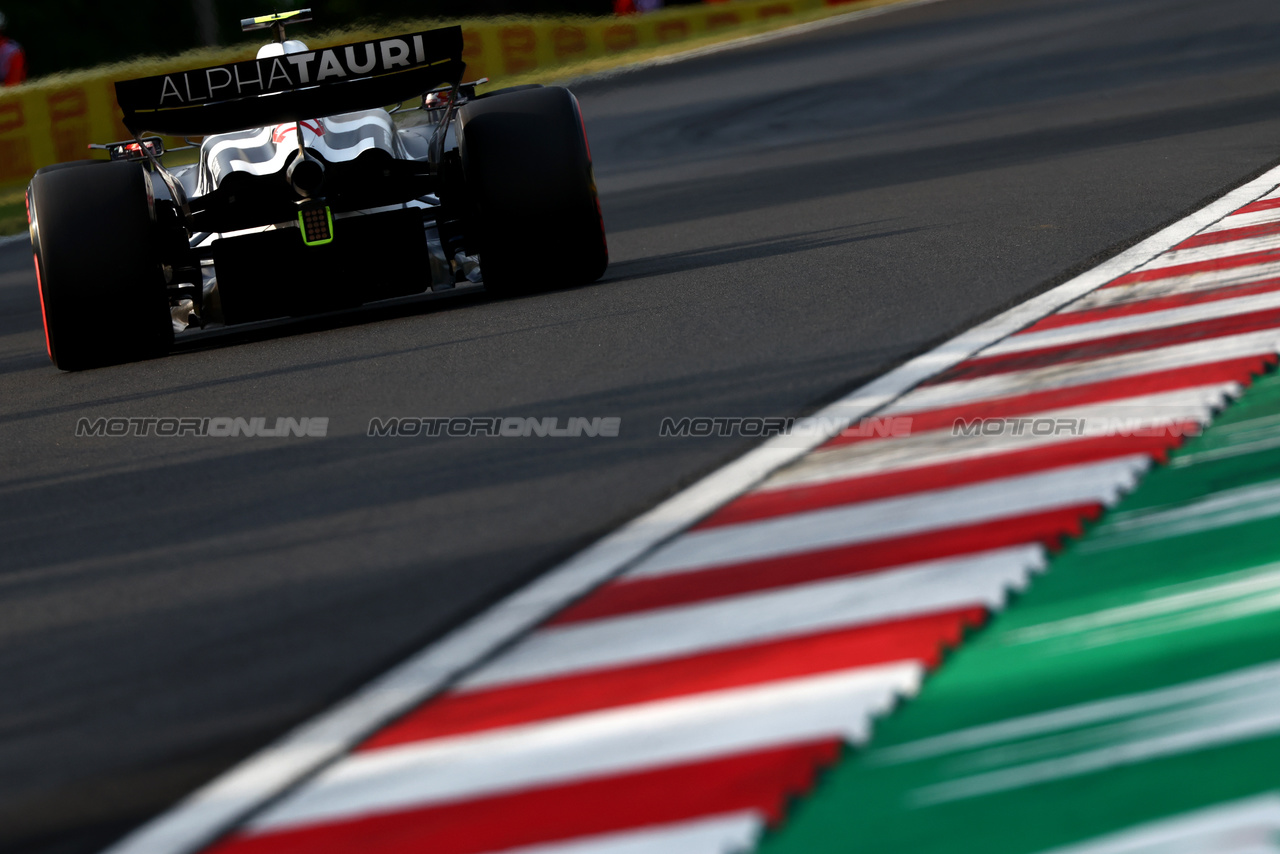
[5,0,1280,850]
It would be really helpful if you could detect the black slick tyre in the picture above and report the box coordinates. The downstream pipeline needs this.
[456,86,608,297]
[28,160,173,371]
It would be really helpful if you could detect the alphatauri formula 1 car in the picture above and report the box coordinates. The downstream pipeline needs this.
[27,10,607,370]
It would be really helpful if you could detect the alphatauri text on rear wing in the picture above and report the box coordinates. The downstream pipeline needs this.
[114,26,464,137]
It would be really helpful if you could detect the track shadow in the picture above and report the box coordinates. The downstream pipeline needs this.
[604,222,934,283]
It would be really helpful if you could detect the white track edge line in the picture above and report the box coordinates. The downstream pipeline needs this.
[99,86,1280,854]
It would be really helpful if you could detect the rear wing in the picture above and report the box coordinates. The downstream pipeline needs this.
[115,26,464,137]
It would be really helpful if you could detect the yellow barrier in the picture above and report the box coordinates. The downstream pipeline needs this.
[0,79,131,184]
[0,0,883,189]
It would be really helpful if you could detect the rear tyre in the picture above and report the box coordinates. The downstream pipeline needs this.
[457,86,608,297]
[28,161,173,371]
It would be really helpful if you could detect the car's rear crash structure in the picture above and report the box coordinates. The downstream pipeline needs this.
[26,10,608,370]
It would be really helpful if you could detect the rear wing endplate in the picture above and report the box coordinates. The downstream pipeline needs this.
[115,26,464,137]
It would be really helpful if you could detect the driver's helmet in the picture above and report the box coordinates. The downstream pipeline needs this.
[256,39,308,59]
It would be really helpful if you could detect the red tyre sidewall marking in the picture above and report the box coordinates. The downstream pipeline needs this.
[33,255,51,361]
[572,93,609,261]
[27,190,52,362]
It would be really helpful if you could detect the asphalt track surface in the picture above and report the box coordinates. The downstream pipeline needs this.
[5,0,1280,850]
